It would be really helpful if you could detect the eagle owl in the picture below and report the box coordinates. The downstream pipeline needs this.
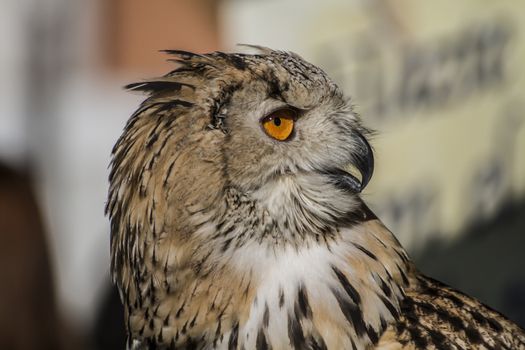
[107,47,525,349]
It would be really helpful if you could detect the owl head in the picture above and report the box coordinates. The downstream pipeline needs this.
[107,47,374,282]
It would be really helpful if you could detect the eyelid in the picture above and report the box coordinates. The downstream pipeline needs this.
[259,106,299,123]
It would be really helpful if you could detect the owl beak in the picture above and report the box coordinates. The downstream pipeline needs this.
[323,131,374,193]
[353,131,374,192]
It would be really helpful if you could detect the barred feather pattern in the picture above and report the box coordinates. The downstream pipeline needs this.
[107,48,525,349]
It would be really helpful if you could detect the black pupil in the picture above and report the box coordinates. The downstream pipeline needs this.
[273,117,282,126]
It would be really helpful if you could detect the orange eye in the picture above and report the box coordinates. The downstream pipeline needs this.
[261,109,296,141]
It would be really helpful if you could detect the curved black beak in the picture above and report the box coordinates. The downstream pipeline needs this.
[324,131,374,193]
[353,131,374,191]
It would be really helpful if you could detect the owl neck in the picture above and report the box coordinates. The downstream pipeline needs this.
[123,186,412,349]
[180,185,412,349]
[211,200,411,349]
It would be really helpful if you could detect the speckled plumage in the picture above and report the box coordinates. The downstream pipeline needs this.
[107,47,525,349]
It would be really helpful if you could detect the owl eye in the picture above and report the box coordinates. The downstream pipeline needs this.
[261,108,297,141]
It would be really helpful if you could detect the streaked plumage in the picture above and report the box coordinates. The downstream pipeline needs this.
[107,47,525,349]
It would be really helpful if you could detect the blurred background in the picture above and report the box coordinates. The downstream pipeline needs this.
[1,0,524,349]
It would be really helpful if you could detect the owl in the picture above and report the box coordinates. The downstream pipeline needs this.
[107,47,525,349]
